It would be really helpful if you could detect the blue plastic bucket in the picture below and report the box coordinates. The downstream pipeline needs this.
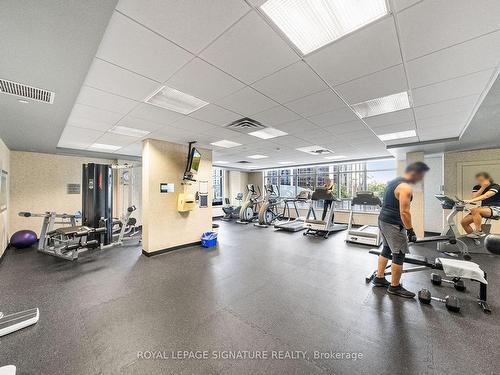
[201,231,218,248]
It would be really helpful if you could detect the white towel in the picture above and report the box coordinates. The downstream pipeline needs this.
[438,258,487,284]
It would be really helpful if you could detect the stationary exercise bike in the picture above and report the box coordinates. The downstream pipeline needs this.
[419,195,499,260]
[221,193,243,221]
[255,184,283,227]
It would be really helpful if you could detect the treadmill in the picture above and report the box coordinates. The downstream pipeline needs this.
[345,191,382,246]
[303,188,347,239]
[274,190,316,232]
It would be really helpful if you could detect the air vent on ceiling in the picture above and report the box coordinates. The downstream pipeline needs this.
[0,78,55,104]
[226,118,266,133]
[310,149,332,155]
[235,160,252,164]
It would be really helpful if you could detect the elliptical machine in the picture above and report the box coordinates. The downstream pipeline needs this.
[221,193,243,221]
[255,184,283,228]
[237,184,262,224]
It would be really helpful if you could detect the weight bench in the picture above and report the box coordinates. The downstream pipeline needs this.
[366,249,491,313]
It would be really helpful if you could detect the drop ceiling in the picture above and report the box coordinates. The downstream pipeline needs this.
[1,0,500,169]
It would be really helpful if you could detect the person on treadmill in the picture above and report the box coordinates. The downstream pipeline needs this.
[321,177,335,222]
[372,162,430,298]
[461,172,500,238]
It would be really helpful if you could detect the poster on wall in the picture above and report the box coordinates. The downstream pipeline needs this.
[0,170,7,212]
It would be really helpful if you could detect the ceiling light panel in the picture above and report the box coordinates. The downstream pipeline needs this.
[279,161,295,164]
[145,85,209,114]
[248,154,268,159]
[248,128,288,139]
[378,130,416,141]
[352,91,411,118]
[109,126,151,137]
[261,0,388,55]
[89,143,121,151]
[325,155,346,160]
[210,140,242,148]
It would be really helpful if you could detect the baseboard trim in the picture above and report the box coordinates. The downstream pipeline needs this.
[142,241,201,257]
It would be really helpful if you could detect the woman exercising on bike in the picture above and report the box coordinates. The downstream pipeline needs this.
[461,172,500,238]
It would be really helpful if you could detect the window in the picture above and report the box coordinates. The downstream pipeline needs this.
[264,159,396,209]
[212,168,224,206]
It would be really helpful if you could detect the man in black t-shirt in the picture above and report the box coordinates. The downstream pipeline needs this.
[461,172,500,238]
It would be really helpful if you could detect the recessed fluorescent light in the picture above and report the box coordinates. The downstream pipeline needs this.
[18,99,29,104]
[261,0,388,55]
[279,161,295,165]
[210,140,241,148]
[296,145,333,155]
[325,155,347,160]
[248,128,288,139]
[248,154,268,159]
[144,85,209,115]
[378,130,417,142]
[352,92,411,118]
[214,161,229,164]
[89,143,121,151]
[109,126,150,137]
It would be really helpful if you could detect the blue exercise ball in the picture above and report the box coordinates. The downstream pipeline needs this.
[10,230,37,249]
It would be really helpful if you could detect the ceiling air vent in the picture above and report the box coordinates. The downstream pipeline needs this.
[235,160,252,164]
[0,78,55,104]
[226,117,266,133]
[296,145,334,156]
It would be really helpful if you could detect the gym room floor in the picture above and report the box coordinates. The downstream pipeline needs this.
[1,221,499,375]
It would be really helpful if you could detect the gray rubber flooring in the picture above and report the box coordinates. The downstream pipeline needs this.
[1,221,500,374]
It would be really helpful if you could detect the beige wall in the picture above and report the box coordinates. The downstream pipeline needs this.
[10,152,117,236]
[0,138,10,257]
[444,147,500,234]
[142,139,213,253]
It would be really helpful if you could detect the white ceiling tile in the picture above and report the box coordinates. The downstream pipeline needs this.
[335,64,408,104]
[96,132,137,147]
[389,0,422,12]
[270,135,308,147]
[306,17,402,86]
[364,108,414,128]
[116,0,250,54]
[96,11,193,82]
[372,121,416,135]
[67,104,123,131]
[397,0,500,60]
[284,90,345,117]
[129,103,184,126]
[58,126,104,148]
[384,136,419,146]
[167,58,245,102]
[200,11,299,83]
[412,69,495,107]
[414,95,479,121]
[416,111,470,130]
[307,106,359,127]
[325,120,368,135]
[406,31,500,89]
[114,141,143,156]
[216,86,277,115]
[85,59,160,101]
[273,118,320,134]
[247,0,267,7]
[252,105,301,127]
[252,61,327,103]
[115,116,164,132]
[189,104,242,126]
[76,86,138,115]
[170,116,219,134]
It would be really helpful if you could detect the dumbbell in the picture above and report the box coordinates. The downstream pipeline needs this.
[418,289,460,312]
[430,273,466,291]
